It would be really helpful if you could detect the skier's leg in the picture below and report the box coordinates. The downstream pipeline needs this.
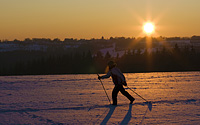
[119,85,135,103]
[112,85,120,105]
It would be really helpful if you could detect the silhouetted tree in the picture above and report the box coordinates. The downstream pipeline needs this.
[105,51,111,60]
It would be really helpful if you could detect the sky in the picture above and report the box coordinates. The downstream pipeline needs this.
[0,0,200,40]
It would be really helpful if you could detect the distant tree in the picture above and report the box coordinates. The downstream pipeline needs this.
[96,51,103,59]
[24,38,32,42]
[132,49,136,55]
[143,49,148,56]
[127,49,131,56]
[136,49,141,55]
[86,50,93,60]
[64,38,74,42]
[105,51,111,60]
[53,38,61,42]
[183,45,189,56]
[116,53,119,59]
[173,43,180,54]
[13,39,20,42]
[110,37,114,40]
[190,45,196,55]
[161,47,166,54]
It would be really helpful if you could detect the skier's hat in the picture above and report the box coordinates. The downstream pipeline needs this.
[108,60,117,67]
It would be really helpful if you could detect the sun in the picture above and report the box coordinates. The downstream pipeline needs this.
[143,22,155,34]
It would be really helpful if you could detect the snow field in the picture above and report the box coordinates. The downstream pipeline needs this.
[0,72,199,124]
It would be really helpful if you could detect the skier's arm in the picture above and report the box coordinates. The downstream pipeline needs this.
[98,71,111,79]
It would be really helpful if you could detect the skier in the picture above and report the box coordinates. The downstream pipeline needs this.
[98,61,135,105]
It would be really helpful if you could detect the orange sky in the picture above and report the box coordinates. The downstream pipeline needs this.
[0,0,200,40]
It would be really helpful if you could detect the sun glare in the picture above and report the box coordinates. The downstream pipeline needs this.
[143,22,155,34]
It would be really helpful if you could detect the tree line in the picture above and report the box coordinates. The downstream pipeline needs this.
[0,43,199,76]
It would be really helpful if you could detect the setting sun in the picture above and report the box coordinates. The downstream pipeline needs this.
[143,22,155,34]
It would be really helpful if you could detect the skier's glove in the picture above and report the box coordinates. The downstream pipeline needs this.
[122,81,127,86]
[98,76,102,80]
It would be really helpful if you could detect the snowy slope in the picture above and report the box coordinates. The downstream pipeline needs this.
[0,72,200,124]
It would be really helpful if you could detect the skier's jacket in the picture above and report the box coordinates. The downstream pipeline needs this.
[101,67,126,85]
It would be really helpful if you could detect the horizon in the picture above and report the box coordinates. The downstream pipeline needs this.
[1,0,200,40]
[0,35,198,42]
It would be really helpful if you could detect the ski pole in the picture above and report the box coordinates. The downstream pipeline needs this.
[127,86,152,111]
[97,74,111,104]
[127,86,148,102]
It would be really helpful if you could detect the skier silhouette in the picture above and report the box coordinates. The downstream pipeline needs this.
[98,61,135,105]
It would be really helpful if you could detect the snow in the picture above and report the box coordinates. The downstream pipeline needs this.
[0,43,47,52]
[0,72,200,124]
[99,43,124,57]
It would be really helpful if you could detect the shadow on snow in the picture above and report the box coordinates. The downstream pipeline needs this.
[0,98,198,114]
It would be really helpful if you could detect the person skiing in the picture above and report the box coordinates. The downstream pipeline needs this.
[98,61,135,105]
